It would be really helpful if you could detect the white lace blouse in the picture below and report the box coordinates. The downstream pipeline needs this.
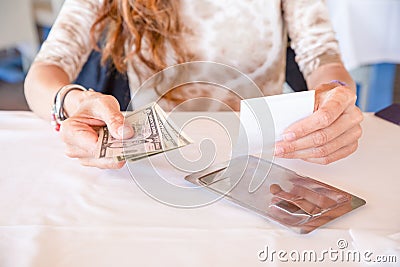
[35,0,342,110]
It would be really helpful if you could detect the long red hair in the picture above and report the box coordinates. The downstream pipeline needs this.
[90,0,188,76]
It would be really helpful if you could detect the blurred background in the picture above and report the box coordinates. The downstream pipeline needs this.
[0,0,399,112]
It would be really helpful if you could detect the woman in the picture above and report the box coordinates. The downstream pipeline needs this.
[24,0,363,169]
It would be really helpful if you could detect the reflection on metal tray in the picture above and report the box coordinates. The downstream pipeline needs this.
[185,155,366,234]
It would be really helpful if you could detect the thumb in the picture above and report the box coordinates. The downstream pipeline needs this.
[106,112,134,140]
[92,96,134,139]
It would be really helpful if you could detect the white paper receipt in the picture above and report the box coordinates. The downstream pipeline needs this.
[262,90,315,141]
[235,91,315,157]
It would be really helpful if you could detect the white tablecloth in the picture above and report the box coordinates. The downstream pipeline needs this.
[1,111,399,267]
[327,0,400,70]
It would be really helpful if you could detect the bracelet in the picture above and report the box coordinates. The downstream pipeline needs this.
[51,84,88,131]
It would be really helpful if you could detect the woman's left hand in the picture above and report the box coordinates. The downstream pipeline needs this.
[274,82,363,164]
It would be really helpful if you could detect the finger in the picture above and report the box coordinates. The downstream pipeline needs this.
[275,106,363,154]
[65,145,95,158]
[302,142,359,165]
[90,95,134,139]
[60,119,99,154]
[278,125,362,159]
[282,87,355,142]
[79,157,126,169]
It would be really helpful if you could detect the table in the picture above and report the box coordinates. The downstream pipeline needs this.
[1,111,399,266]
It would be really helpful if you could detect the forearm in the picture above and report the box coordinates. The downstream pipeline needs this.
[306,62,356,93]
[24,63,84,120]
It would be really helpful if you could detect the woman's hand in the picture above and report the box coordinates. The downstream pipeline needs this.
[60,91,134,169]
[274,82,363,164]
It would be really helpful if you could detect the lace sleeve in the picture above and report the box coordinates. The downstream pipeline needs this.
[34,0,101,81]
[282,0,343,79]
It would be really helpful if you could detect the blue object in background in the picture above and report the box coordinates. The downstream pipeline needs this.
[365,63,397,112]
[0,53,24,83]
[41,26,51,42]
[0,27,51,83]
[351,63,397,112]
[355,83,361,107]
[0,26,52,84]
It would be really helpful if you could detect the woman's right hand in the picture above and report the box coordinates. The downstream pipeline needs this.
[59,90,134,169]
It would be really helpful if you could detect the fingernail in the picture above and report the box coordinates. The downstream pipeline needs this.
[118,125,133,138]
[274,146,284,156]
[282,132,296,141]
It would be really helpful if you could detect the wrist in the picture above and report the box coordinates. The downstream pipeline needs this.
[63,89,88,117]
[51,84,89,131]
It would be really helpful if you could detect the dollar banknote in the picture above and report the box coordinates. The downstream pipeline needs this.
[96,102,192,162]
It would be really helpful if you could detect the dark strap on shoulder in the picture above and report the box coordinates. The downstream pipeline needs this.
[74,49,131,111]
